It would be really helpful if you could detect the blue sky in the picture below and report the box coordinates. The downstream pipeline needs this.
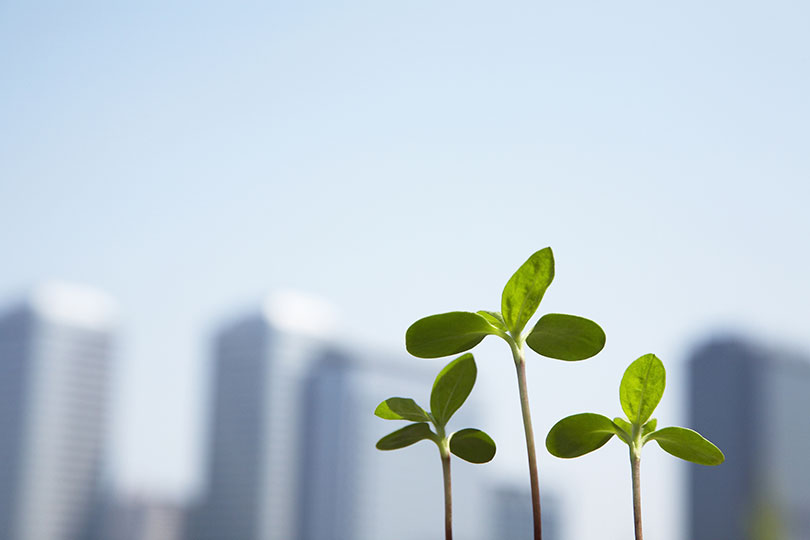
[2,1,809,539]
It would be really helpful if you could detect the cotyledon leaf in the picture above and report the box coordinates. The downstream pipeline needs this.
[376,423,436,451]
[646,426,725,465]
[449,428,496,464]
[406,312,498,359]
[374,397,431,423]
[546,413,619,458]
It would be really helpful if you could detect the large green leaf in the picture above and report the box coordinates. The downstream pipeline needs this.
[376,423,436,451]
[546,413,618,458]
[619,354,666,426]
[430,354,477,427]
[647,427,725,465]
[449,428,496,464]
[525,313,606,361]
[374,398,431,423]
[406,312,497,359]
[501,248,555,336]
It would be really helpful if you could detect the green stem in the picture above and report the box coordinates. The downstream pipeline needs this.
[441,447,452,540]
[630,448,643,540]
[511,340,542,540]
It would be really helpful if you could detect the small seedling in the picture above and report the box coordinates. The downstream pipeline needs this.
[405,247,605,540]
[375,353,496,540]
[546,353,724,540]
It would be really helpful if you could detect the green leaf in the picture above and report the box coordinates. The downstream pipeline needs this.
[525,313,606,361]
[406,312,498,359]
[546,413,618,458]
[375,398,431,423]
[619,353,666,426]
[430,354,477,426]
[501,248,555,336]
[642,418,658,437]
[449,428,496,464]
[476,310,507,332]
[376,423,436,451]
[612,417,633,444]
[646,426,725,465]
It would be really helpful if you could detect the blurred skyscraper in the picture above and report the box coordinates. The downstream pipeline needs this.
[92,493,186,540]
[490,485,560,540]
[191,291,497,540]
[0,282,116,540]
[191,292,338,540]
[299,348,495,540]
[688,337,810,540]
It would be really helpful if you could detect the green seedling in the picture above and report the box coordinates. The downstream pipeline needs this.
[546,353,724,540]
[375,353,496,540]
[405,247,605,540]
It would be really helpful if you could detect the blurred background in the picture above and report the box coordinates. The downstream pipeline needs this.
[1,1,809,539]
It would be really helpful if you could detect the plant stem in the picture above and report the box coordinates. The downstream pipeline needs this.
[512,341,542,540]
[630,448,643,540]
[441,447,453,540]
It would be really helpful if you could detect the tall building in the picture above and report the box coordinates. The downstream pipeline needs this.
[0,282,116,540]
[193,291,496,540]
[299,348,493,540]
[92,492,187,540]
[688,337,810,540]
[192,291,338,540]
[489,485,560,540]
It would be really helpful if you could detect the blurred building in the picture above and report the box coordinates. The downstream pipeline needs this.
[0,282,116,540]
[191,291,496,540]
[489,485,560,540]
[299,348,495,540]
[92,493,187,540]
[688,337,810,540]
[190,292,338,540]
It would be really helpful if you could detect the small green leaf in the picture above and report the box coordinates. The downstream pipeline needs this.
[501,248,555,336]
[376,423,436,451]
[642,418,658,438]
[646,427,725,465]
[612,417,633,444]
[449,428,496,463]
[375,398,431,423]
[525,313,606,361]
[476,310,507,332]
[546,413,618,458]
[406,312,498,359]
[430,354,477,426]
[619,354,666,426]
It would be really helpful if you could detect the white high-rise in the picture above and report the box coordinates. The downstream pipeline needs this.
[0,282,116,540]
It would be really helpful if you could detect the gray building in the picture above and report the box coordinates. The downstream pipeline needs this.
[689,337,810,540]
[299,348,494,540]
[92,493,187,540]
[489,485,560,540]
[0,282,116,540]
[192,292,337,540]
[193,291,496,540]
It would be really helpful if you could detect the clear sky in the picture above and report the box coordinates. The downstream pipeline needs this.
[2,1,809,539]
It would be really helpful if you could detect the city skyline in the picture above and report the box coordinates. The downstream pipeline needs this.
[3,3,810,539]
[4,281,810,540]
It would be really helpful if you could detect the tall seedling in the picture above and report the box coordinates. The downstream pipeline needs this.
[546,353,724,540]
[405,248,606,540]
[375,354,496,540]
